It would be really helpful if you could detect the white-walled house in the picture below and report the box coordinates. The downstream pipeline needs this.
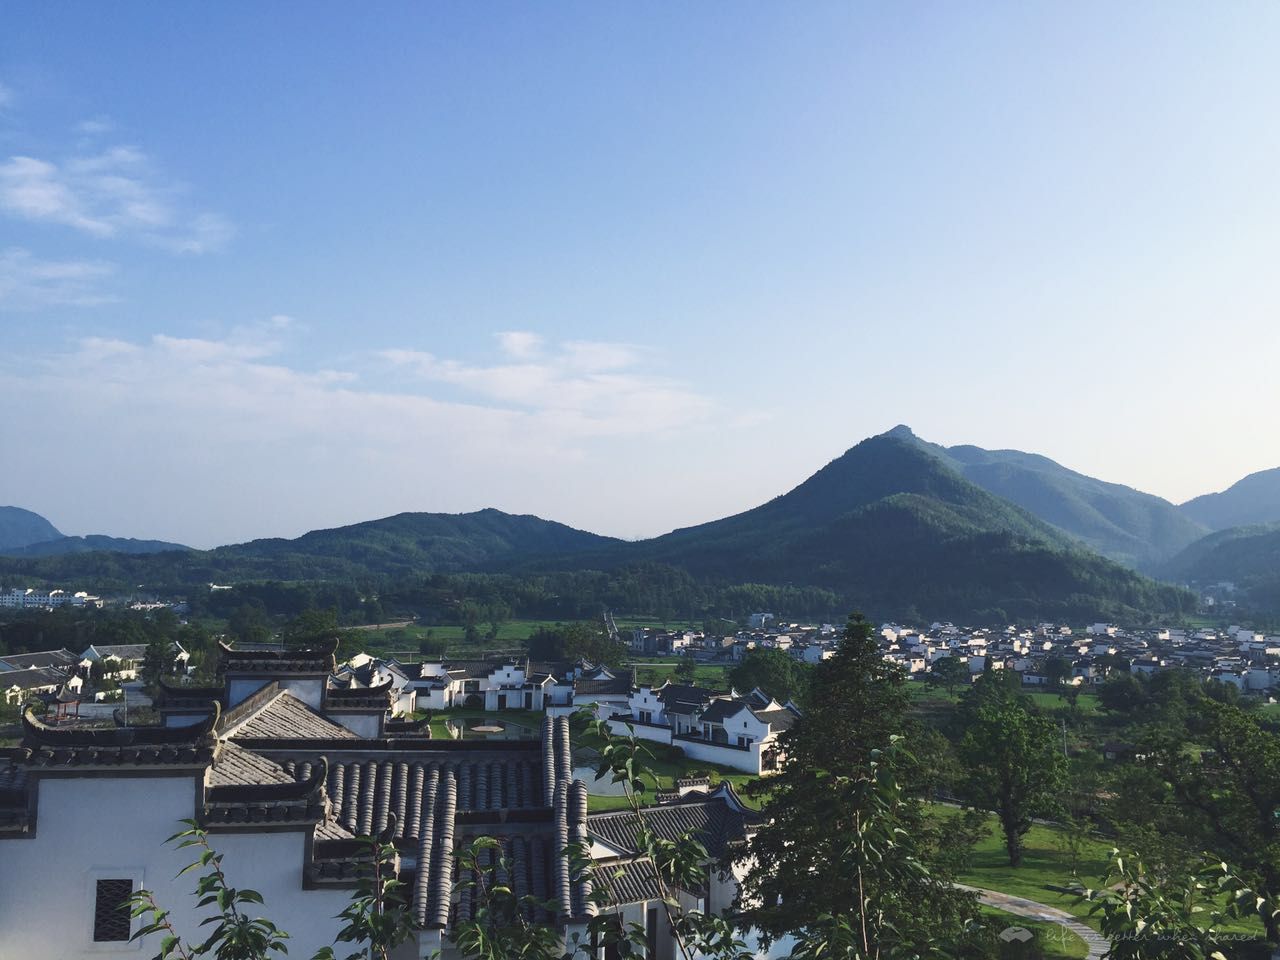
[0,638,756,960]
[610,683,799,775]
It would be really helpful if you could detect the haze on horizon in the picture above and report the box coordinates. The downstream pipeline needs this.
[2,3,1278,550]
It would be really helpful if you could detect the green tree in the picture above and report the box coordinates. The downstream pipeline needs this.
[525,623,625,667]
[140,635,172,693]
[1147,699,1280,940]
[738,614,979,949]
[927,655,968,695]
[728,647,805,703]
[958,698,1068,867]
[1041,655,1073,694]
[1078,849,1276,959]
[673,651,698,685]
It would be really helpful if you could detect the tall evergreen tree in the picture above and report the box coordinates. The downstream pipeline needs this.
[737,614,979,951]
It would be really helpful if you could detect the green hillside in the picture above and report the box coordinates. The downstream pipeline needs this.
[1180,467,1280,531]
[4,534,190,557]
[0,439,1194,623]
[1158,523,1280,611]
[897,427,1207,568]
[212,508,619,575]
[604,433,1192,622]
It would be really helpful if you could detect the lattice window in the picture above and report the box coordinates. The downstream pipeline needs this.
[93,878,134,942]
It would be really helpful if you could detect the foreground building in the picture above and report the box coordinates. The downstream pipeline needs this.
[0,639,755,959]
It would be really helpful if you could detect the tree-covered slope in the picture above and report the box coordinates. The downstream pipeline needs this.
[0,507,63,551]
[894,427,1206,568]
[208,508,619,577]
[1158,523,1280,613]
[600,433,1192,622]
[0,440,1193,623]
[1159,523,1280,584]
[1179,467,1280,531]
[3,534,190,557]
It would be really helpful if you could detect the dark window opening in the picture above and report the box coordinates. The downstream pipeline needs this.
[93,878,134,942]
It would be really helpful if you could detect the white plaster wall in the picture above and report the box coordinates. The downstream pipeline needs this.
[277,678,325,709]
[0,775,350,959]
[329,712,382,738]
[675,739,760,774]
[228,678,269,707]
[606,718,672,745]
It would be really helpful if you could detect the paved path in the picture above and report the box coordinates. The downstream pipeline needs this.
[959,884,1107,960]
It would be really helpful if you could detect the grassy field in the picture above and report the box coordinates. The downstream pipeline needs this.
[627,656,732,690]
[908,681,1102,714]
[422,707,546,740]
[980,907,1089,959]
[353,619,588,657]
[930,804,1112,925]
[932,804,1267,941]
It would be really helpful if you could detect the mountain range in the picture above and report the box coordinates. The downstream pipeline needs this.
[2,427,1278,617]
[0,506,188,557]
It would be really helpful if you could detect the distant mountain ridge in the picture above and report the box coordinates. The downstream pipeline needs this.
[0,435,1215,621]
[1179,467,1280,531]
[211,508,620,576]
[0,506,63,551]
[1157,522,1280,612]
[591,431,1189,621]
[0,506,188,558]
[893,427,1208,568]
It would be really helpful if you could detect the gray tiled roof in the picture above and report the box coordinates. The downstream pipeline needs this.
[0,649,77,671]
[90,643,150,661]
[0,667,66,690]
[697,698,747,725]
[227,691,358,740]
[574,676,631,697]
[206,742,296,788]
[595,856,663,906]
[587,796,752,860]
[657,684,714,714]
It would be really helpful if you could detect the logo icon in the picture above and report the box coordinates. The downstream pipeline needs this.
[998,927,1034,943]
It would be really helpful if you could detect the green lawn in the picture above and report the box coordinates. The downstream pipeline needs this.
[354,619,589,656]
[627,657,731,690]
[930,805,1111,926]
[908,682,1101,714]
[575,726,764,808]
[421,707,546,740]
[933,805,1267,941]
[980,907,1088,960]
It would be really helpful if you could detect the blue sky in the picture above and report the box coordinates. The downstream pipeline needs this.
[2,3,1278,547]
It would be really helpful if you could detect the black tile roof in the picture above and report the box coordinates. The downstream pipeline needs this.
[14,704,220,769]
[217,639,338,674]
[697,698,747,725]
[574,676,632,697]
[88,643,151,661]
[225,690,358,741]
[0,666,67,691]
[587,794,754,861]
[595,856,663,906]
[657,684,715,714]
[0,649,77,671]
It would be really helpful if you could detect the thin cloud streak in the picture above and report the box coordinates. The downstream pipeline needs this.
[0,144,232,253]
[0,247,118,309]
[0,329,726,546]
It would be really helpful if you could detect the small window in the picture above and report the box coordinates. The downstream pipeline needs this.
[93,878,134,942]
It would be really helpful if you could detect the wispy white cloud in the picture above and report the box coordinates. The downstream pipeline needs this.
[0,329,726,545]
[0,83,14,110]
[381,336,709,437]
[495,330,543,360]
[0,247,117,309]
[76,116,114,136]
[0,144,232,253]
